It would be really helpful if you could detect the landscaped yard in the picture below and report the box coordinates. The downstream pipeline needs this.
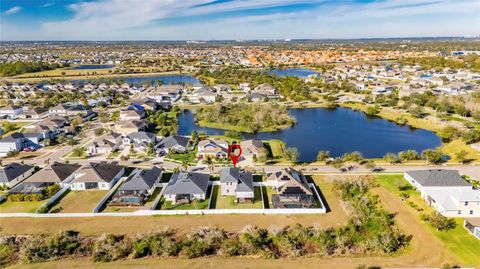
[0,199,45,213]
[165,151,196,164]
[160,186,212,210]
[376,174,480,266]
[49,190,108,213]
[210,186,263,209]
[103,187,162,212]
[263,139,286,161]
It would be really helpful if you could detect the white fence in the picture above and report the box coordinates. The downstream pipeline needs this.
[92,177,127,213]
[37,185,70,213]
[0,207,326,218]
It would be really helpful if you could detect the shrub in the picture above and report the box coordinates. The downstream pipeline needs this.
[92,234,132,262]
[181,227,226,258]
[420,212,456,231]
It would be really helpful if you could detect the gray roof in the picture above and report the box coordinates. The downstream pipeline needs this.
[163,172,209,195]
[0,163,34,184]
[119,167,162,191]
[158,135,189,149]
[220,167,254,193]
[25,162,81,183]
[127,131,156,141]
[405,169,471,187]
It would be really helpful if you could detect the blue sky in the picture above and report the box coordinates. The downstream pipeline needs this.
[1,0,479,40]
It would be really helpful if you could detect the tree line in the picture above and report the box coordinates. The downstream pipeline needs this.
[0,61,69,77]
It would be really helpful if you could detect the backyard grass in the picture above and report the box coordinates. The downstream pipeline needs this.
[165,151,196,164]
[262,185,276,209]
[49,191,108,213]
[376,174,480,267]
[0,199,45,213]
[210,186,263,209]
[263,139,286,161]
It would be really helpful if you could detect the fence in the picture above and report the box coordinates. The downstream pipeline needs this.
[36,185,70,213]
[92,176,127,213]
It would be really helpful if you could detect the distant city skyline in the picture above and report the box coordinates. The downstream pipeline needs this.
[1,0,479,41]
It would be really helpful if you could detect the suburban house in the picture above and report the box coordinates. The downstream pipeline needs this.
[86,132,122,156]
[0,135,25,156]
[157,135,190,154]
[24,107,48,119]
[114,120,148,135]
[0,163,35,188]
[404,169,480,217]
[70,162,125,191]
[0,105,24,119]
[163,172,210,205]
[48,104,94,119]
[196,139,228,159]
[266,167,315,208]
[252,83,280,99]
[219,167,254,203]
[150,85,182,102]
[123,131,157,151]
[240,139,264,160]
[464,218,480,239]
[187,87,218,103]
[110,167,162,206]
[10,162,81,194]
[120,109,145,121]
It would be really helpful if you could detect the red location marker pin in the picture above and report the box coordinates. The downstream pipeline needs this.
[228,144,242,167]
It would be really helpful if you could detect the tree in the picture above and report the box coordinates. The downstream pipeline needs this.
[462,129,480,144]
[438,126,461,142]
[421,149,443,165]
[2,122,17,133]
[365,105,380,116]
[181,160,189,171]
[398,150,419,162]
[316,150,330,162]
[94,128,105,136]
[342,151,364,163]
[363,159,376,171]
[204,158,214,173]
[111,110,120,122]
[71,147,86,158]
[283,147,299,163]
[43,138,52,147]
[455,150,469,164]
[225,130,241,140]
[257,148,268,163]
[383,153,399,164]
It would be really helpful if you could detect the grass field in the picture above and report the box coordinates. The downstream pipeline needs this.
[0,199,45,213]
[210,186,263,209]
[160,186,211,210]
[376,174,480,266]
[50,191,108,213]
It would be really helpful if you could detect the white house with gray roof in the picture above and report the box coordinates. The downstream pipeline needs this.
[110,167,162,206]
[0,163,35,188]
[404,169,480,217]
[157,135,190,154]
[163,172,210,205]
[220,167,254,203]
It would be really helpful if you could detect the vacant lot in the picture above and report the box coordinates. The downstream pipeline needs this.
[50,191,108,213]
[210,186,263,209]
[376,174,480,266]
[0,200,45,213]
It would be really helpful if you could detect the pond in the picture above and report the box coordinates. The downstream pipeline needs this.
[178,108,442,162]
[267,68,319,78]
[70,64,116,70]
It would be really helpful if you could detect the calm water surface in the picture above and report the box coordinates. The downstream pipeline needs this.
[71,65,115,70]
[178,108,442,162]
[73,74,201,86]
[268,68,319,78]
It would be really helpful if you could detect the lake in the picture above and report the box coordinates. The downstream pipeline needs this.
[177,108,442,162]
[71,65,115,70]
[268,68,319,78]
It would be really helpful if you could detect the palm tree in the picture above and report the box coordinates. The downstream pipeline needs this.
[181,160,189,171]
[205,157,214,173]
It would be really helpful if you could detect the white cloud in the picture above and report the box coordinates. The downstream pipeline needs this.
[4,6,21,15]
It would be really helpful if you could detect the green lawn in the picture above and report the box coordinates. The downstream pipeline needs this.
[263,139,286,162]
[0,199,45,213]
[376,174,480,266]
[210,186,263,209]
[165,151,196,163]
[50,191,108,213]
[262,185,277,209]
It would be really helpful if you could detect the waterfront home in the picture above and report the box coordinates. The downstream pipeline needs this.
[404,170,480,217]
[266,167,315,208]
[86,132,122,156]
[110,167,162,206]
[0,105,24,119]
[253,83,278,96]
[464,218,480,239]
[196,139,228,159]
[240,139,264,160]
[157,135,190,154]
[219,167,254,203]
[10,162,81,194]
[70,162,125,191]
[163,172,210,205]
[123,131,156,152]
[0,163,35,188]
[150,85,182,102]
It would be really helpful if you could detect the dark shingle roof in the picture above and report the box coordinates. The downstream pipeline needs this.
[163,172,209,195]
[0,163,34,184]
[220,167,254,193]
[159,135,189,149]
[120,167,162,191]
[405,169,471,187]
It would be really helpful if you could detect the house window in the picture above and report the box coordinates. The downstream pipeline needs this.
[458,210,462,215]
[465,201,469,206]
[226,189,229,193]
[470,210,474,215]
